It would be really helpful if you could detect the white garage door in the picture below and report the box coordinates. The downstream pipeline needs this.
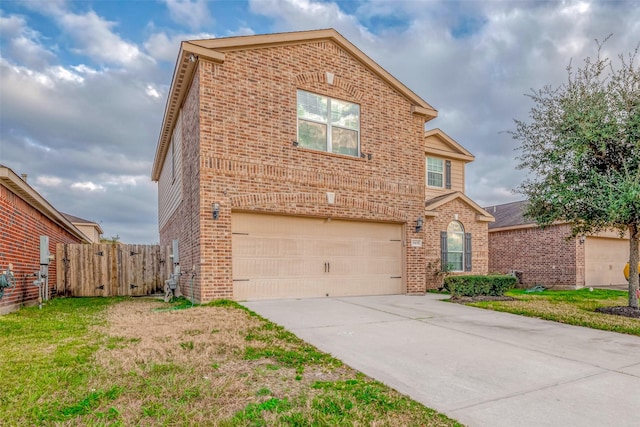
[232,213,403,300]
[584,236,629,287]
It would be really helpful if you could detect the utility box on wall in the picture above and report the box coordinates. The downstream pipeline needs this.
[40,236,50,265]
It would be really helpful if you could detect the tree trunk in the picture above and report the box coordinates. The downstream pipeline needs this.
[629,223,639,309]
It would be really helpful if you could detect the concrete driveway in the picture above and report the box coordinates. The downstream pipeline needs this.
[242,294,640,427]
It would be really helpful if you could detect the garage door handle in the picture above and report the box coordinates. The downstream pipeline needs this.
[328,262,330,273]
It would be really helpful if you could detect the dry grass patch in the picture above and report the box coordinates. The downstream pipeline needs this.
[77,298,462,426]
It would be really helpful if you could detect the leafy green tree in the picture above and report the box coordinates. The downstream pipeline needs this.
[512,38,640,308]
[100,234,121,244]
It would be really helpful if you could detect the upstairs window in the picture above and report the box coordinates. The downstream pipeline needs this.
[297,90,360,157]
[427,157,451,189]
[427,157,443,187]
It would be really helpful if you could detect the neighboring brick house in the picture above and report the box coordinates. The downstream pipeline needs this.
[0,165,89,314]
[62,213,103,243]
[151,29,494,302]
[487,200,629,289]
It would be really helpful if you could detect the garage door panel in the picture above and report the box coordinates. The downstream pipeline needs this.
[234,276,403,301]
[585,237,629,287]
[232,213,403,300]
[234,256,326,278]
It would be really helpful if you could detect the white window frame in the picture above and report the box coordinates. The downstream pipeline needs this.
[427,157,444,188]
[297,90,360,157]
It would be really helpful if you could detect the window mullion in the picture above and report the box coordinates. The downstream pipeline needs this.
[327,98,332,153]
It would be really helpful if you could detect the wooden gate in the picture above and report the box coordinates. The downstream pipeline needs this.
[56,243,172,297]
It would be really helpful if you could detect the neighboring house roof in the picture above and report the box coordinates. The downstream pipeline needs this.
[424,128,475,162]
[62,212,104,235]
[151,28,439,181]
[486,200,629,238]
[485,200,533,230]
[0,165,90,243]
[426,191,495,222]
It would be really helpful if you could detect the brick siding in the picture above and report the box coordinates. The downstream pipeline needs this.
[159,68,202,300]
[424,198,489,289]
[488,224,582,289]
[0,185,82,314]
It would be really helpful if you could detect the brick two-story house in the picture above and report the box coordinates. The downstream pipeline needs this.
[152,29,493,302]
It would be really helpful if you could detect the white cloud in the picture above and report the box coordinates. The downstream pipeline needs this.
[0,14,25,37]
[228,26,256,37]
[72,64,99,74]
[146,84,161,98]
[248,0,373,42]
[55,10,152,67]
[71,181,106,192]
[164,0,212,30]
[49,65,84,83]
[1,14,57,69]
[36,175,63,187]
[144,31,216,62]
[104,175,145,186]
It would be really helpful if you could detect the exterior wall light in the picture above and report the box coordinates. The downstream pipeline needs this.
[415,217,423,233]
[212,203,220,220]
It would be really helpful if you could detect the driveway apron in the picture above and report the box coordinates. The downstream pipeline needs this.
[242,294,640,427]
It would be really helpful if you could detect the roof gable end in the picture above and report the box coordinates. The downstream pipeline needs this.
[425,129,475,162]
[152,29,438,180]
[188,29,437,116]
[426,191,494,222]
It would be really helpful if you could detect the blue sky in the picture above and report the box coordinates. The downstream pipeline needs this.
[1,0,639,243]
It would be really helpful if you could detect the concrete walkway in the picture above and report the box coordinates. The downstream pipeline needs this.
[243,294,640,427]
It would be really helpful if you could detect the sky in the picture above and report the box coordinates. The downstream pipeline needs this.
[1,0,639,243]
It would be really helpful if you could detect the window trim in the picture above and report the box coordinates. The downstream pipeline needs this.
[297,90,360,157]
[441,221,472,273]
[446,221,465,272]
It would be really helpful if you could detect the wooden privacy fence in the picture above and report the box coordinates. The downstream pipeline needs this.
[56,243,172,297]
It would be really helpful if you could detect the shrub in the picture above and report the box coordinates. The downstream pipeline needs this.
[443,275,517,297]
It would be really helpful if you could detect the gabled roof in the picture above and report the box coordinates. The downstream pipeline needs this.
[425,191,495,222]
[62,212,104,235]
[151,28,438,181]
[0,165,89,242]
[424,129,475,162]
[484,200,532,230]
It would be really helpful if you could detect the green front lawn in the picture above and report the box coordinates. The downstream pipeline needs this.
[467,288,640,336]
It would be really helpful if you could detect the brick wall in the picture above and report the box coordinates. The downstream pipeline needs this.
[424,198,489,288]
[160,40,432,301]
[159,67,202,302]
[488,224,581,289]
[0,185,82,314]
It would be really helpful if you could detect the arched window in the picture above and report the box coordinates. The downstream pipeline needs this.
[440,221,472,272]
[447,221,464,271]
